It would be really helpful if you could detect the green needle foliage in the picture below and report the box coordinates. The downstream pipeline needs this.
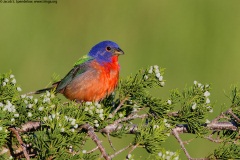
[213,143,240,159]
[133,119,170,154]
[0,66,239,159]
[169,82,213,135]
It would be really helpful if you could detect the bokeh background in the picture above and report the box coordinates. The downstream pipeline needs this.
[1,0,240,159]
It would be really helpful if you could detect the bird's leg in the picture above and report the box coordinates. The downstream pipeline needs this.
[63,102,69,105]
[75,100,84,108]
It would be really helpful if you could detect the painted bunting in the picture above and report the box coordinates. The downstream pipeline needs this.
[36,40,124,102]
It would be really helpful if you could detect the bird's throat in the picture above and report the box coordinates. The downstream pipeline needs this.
[111,55,119,63]
[102,56,120,71]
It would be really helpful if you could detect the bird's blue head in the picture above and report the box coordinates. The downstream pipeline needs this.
[88,40,124,63]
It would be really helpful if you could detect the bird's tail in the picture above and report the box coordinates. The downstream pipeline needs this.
[26,82,59,95]
[34,87,53,94]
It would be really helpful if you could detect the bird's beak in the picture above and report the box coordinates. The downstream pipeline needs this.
[113,48,124,55]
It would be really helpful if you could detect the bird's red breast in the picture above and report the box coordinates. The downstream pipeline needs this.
[62,56,120,102]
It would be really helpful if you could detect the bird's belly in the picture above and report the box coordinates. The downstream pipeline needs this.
[63,70,118,102]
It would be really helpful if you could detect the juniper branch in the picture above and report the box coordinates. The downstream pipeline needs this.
[17,121,41,132]
[107,133,116,151]
[205,135,223,143]
[115,114,148,124]
[112,97,128,117]
[172,127,209,160]
[81,124,110,160]
[109,144,132,159]
[100,114,147,134]
[87,146,99,154]
[172,127,192,160]
[128,143,139,155]
[8,127,30,160]
[226,108,240,123]
[207,122,237,131]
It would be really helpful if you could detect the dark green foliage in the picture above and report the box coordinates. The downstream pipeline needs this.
[0,67,175,159]
[119,66,165,102]
[30,128,86,160]
[0,67,239,159]
[209,86,240,159]
[214,143,240,159]
[118,66,170,117]
[169,82,213,135]
[146,96,171,118]
[229,86,240,122]
[133,119,170,154]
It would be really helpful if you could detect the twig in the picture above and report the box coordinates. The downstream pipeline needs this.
[8,127,30,160]
[112,97,128,117]
[18,121,41,132]
[183,138,195,144]
[205,135,223,143]
[168,111,179,117]
[211,112,229,123]
[109,144,132,159]
[172,127,192,160]
[25,92,35,95]
[81,124,110,160]
[100,114,147,134]
[128,143,139,155]
[80,135,89,150]
[107,133,116,151]
[207,122,237,131]
[115,114,148,124]
[87,146,99,154]
[226,108,240,123]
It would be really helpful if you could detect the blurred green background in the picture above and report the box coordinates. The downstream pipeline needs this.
[1,0,240,159]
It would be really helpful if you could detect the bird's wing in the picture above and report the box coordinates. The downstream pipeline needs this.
[55,55,94,92]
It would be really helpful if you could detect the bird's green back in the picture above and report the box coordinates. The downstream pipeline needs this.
[74,55,94,66]
[55,55,94,92]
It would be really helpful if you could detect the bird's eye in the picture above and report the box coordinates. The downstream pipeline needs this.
[106,46,111,51]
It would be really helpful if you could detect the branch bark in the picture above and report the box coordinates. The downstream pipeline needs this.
[100,114,147,134]
[109,144,132,159]
[112,97,128,117]
[8,127,30,160]
[81,124,110,160]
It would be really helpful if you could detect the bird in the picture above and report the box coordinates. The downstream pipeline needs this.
[35,40,124,102]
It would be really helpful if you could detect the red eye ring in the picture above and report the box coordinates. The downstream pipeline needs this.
[106,46,111,51]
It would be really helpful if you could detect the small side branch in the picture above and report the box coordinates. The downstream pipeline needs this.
[128,143,139,155]
[100,114,147,134]
[207,122,237,131]
[81,124,110,160]
[172,127,209,160]
[172,127,192,160]
[115,114,148,124]
[226,108,240,123]
[87,146,99,154]
[109,144,132,159]
[18,121,41,132]
[8,127,30,160]
[205,135,223,143]
[107,133,116,151]
[112,97,128,117]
